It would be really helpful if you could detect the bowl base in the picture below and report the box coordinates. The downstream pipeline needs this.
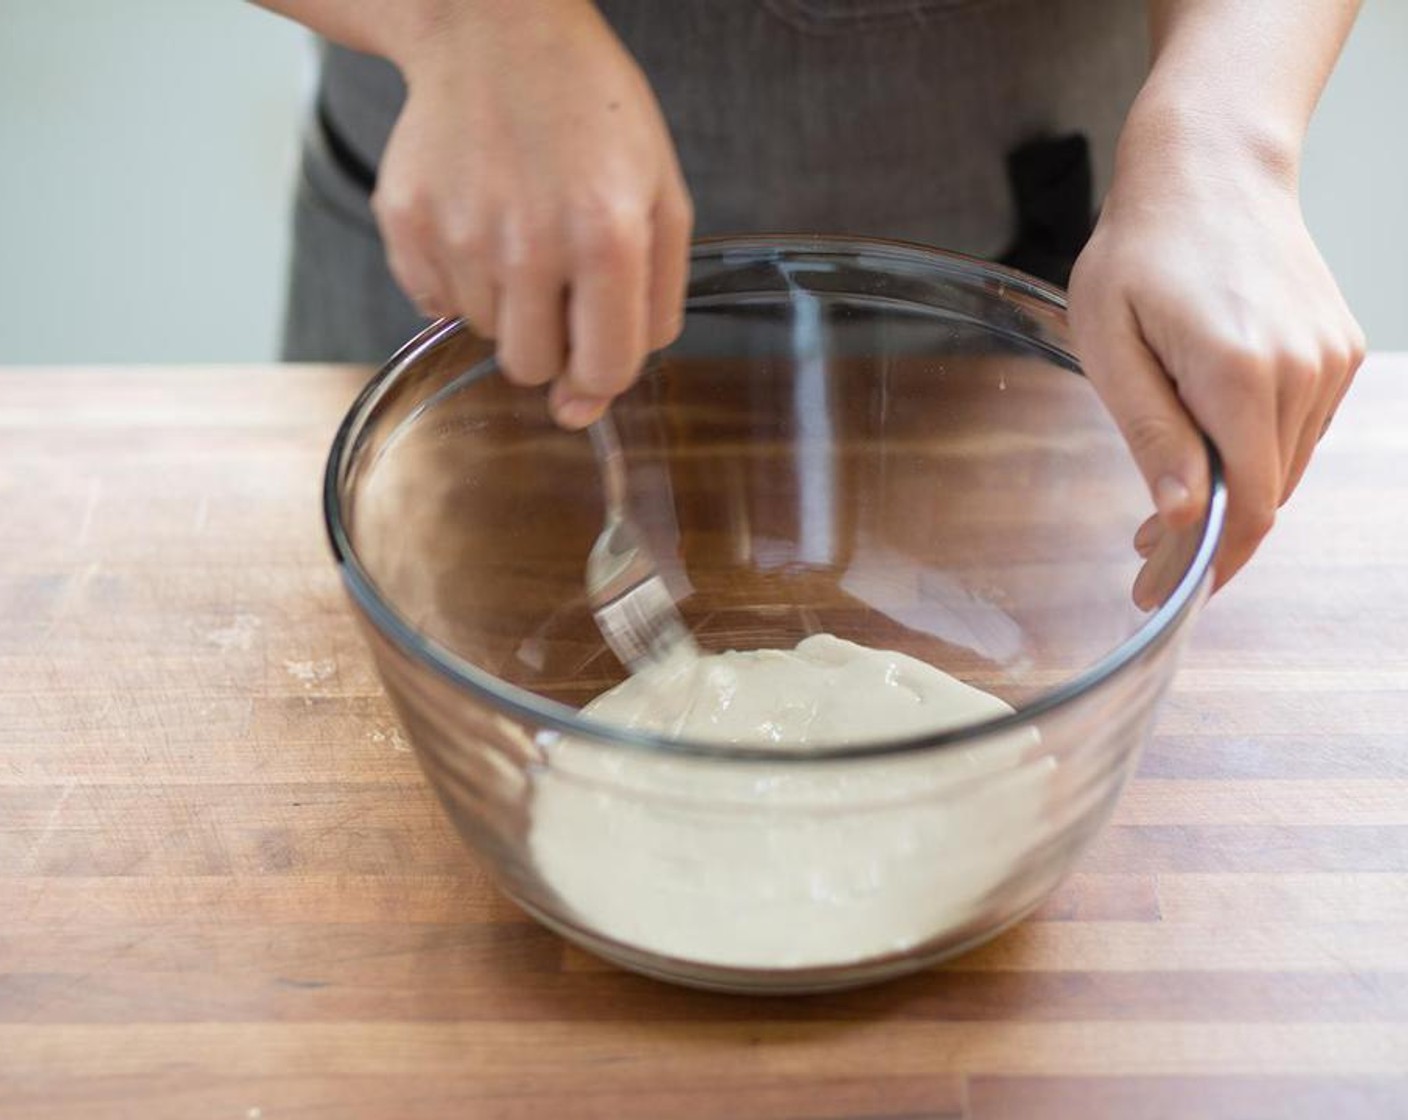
[508,889,1046,996]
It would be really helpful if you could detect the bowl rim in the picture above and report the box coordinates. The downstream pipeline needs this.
[323,234,1227,762]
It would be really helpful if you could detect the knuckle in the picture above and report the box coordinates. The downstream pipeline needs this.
[1279,348,1321,392]
[650,311,685,350]
[1236,496,1277,543]
[1312,321,1365,384]
[1248,504,1277,540]
[372,184,433,242]
[499,343,557,386]
[500,211,561,277]
[1123,411,1181,457]
[1209,337,1271,389]
[501,251,556,285]
[1280,464,1308,507]
[573,195,650,266]
[571,353,642,398]
[442,216,493,259]
[1316,341,1351,381]
[1345,322,1368,369]
[665,185,695,236]
[449,285,497,339]
[463,309,497,341]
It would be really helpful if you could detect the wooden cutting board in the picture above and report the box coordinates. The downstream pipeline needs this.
[1,362,1405,1119]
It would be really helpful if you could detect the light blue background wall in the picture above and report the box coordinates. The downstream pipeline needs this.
[0,2,311,363]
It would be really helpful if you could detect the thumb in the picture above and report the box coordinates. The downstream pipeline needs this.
[1077,310,1210,533]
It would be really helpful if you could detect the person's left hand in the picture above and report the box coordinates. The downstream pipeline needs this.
[1069,123,1364,609]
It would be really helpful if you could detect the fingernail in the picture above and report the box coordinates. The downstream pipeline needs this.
[553,395,607,430]
[1135,530,1163,560]
[1133,524,1201,611]
[1133,514,1164,556]
[1132,568,1156,611]
[1155,476,1192,519]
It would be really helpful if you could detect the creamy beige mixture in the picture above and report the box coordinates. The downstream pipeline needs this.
[530,635,1049,970]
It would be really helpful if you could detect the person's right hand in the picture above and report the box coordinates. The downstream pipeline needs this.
[373,0,693,428]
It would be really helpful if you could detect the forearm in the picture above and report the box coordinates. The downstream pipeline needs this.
[1125,0,1361,183]
[248,0,430,60]
[248,0,586,68]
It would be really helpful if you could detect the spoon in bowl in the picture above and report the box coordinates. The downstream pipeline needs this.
[585,410,698,673]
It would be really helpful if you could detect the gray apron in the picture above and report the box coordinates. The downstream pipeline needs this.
[282,0,1148,363]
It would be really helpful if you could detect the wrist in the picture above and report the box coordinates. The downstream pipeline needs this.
[378,0,596,72]
[1113,81,1303,205]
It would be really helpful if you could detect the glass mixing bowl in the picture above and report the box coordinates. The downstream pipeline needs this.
[325,236,1225,994]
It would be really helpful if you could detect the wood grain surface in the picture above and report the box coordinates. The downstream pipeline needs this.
[1,362,1406,1119]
